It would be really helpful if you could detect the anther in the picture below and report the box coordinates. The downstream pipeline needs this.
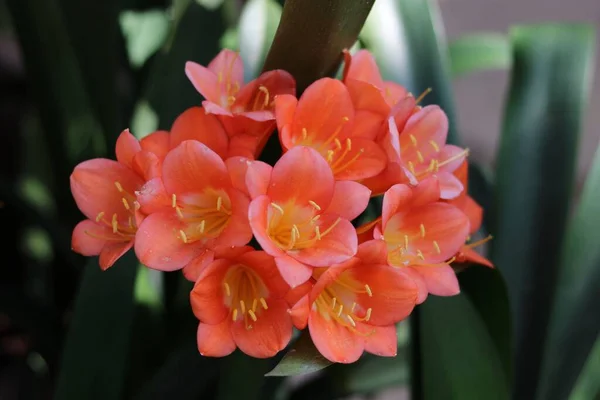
[420,224,426,237]
[252,299,258,311]
[365,284,373,297]
[346,138,352,151]
[404,235,409,249]
[429,140,440,152]
[302,128,308,140]
[417,150,425,163]
[199,220,206,234]
[122,197,130,210]
[410,134,418,146]
[408,161,416,175]
[417,249,425,260]
[114,181,124,192]
[240,300,246,314]
[293,224,301,238]
[175,207,184,219]
[112,214,118,233]
[308,200,321,211]
[260,298,268,310]
[347,315,356,327]
[311,215,321,222]
[314,226,322,240]
[179,230,188,243]
[351,302,357,312]
[248,309,257,322]
[415,87,432,104]
[232,309,238,321]
[332,297,337,309]
[227,96,236,105]
[171,194,177,208]
[337,304,344,317]
[224,282,231,297]
[334,138,342,150]
[433,240,441,254]
[327,150,334,162]
[258,85,270,107]
[365,308,372,322]
[342,116,350,122]
[95,212,105,222]
[216,196,223,211]
[271,203,284,214]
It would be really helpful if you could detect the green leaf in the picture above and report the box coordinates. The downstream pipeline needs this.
[492,24,595,399]
[196,0,224,11]
[419,295,509,400]
[262,0,375,92]
[538,145,600,398]
[360,0,459,144]
[569,335,600,400]
[120,9,170,69]
[449,33,511,78]
[266,332,332,377]
[239,0,282,81]
[217,352,270,400]
[55,253,138,400]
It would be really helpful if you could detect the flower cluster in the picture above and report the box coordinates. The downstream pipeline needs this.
[70,49,492,364]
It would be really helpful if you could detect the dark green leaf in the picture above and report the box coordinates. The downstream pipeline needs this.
[239,0,282,81]
[217,352,270,400]
[55,253,138,400]
[538,144,600,398]
[262,0,375,92]
[449,33,511,78]
[569,336,600,400]
[360,0,459,144]
[419,295,509,400]
[492,24,595,399]
[266,332,332,377]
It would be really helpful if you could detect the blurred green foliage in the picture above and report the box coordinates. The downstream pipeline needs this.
[0,0,597,399]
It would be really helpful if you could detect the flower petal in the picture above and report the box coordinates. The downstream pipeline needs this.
[71,219,116,256]
[248,195,286,257]
[246,160,272,199]
[458,247,494,268]
[463,196,483,234]
[411,177,441,207]
[235,69,296,114]
[185,61,220,103]
[169,107,229,158]
[99,241,133,270]
[115,129,141,169]
[190,259,230,324]
[197,321,236,357]
[162,140,229,195]
[268,146,334,208]
[400,105,448,161]
[239,251,289,297]
[207,49,244,94]
[135,211,205,271]
[231,299,292,358]
[331,137,387,181]
[212,189,252,248]
[225,157,251,195]
[308,308,364,363]
[132,150,162,181]
[399,267,428,304]
[436,171,464,200]
[292,214,357,267]
[381,184,412,232]
[326,181,371,221]
[413,263,460,297]
[344,49,384,87]
[275,255,313,288]
[140,130,170,161]
[289,294,309,329]
[135,177,171,215]
[363,324,398,356]
[356,239,388,265]
[274,94,298,134]
[182,248,216,282]
[70,158,144,221]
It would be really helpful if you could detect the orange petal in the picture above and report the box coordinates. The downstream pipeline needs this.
[345,79,388,116]
[331,137,387,181]
[197,321,236,357]
[289,78,354,144]
[162,140,229,195]
[458,247,494,268]
[381,184,412,231]
[356,240,388,265]
[383,82,411,108]
[399,267,428,304]
[351,264,418,326]
[248,195,286,257]
[391,95,418,131]
[326,181,371,221]
[400,105,448,161]
[226,133,260,159]
[135,177,171,215]
[412,263,460,297]
[99,241,133,270]
[207,49,244,94]
[363,324,398,356]
[463,195,483,234]
[275,255,313,288]
[235,69,296,114]
[231,299,292,358]
[308,308,364,364]
[135,211,206,271]
[356,219,380,244]
[410,177,441,207]
[225,156,251,195]
[185,61,220,103]
[349,109,385,140]
[285,280,313,307]
[239,250,289,297]
[115,129,141,169]
[436,171,464,200]
[190,258,230,324]
[182,249,216,282]
[344,49,384,87]
[210,189,252,248]
[132,150,161,181]
[70,158,144,222]
[169,107,229,159]
[292,214,357,267]
[309,260,357,305]
[360,162,405,197]
[140,130,170,162]
[268,146,334,208]
[289,294,310,329]
[72,219,114,256]
[246,160,272,199]
[274,94,298,138]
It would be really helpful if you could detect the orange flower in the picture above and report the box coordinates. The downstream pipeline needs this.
[247,146,370,287]
[274,78,387,181]
[342,50,467,198]
[134,140,252,271]
[190,247,292,358]
[447,161,494,268]
[70,129,169,269]
[290,242,418,363]
[373,178,470,303]
[185,49,296,157]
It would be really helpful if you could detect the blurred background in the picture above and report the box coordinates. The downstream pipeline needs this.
[0,0,598,399]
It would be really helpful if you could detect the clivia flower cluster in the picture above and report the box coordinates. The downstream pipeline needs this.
[70,49,492,363]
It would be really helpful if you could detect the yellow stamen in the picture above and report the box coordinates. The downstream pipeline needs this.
[429,140,440,152]
[417,150,424,163]
[433,240,441,254]
[260,298,268,310]
[232,308,238,321]
[270,202,284,214]
[315,226,322,240]
[347,315,356,327]
[420,224,426,237]
[346,138,352,151]
[199,220,206,234]
[334,138,342,150]
[240,300,246,314]
[112,214,118,233]
[122,198,130,210]
[365,284,373,297]
[302,128,308,140]
[337,304,344,317]
[175,207,184,219]
[404,235,409,249]
[417,249,425,260]
[248,309,257,322]
[224,282,231,297]
[171,194,177,208]
[415,87,432,104]
[95,212,105,222]
[332,297,337,309]
[365,308,372,322]
[408,161,416,175]
[216,196,223,211]
[258,85,270,107]
[410,134,418,146]
[179,230,188,243]
[114,181,124,192]
[308,200,321,211]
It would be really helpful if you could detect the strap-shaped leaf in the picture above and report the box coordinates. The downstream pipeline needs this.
[266,332,331,377]
[492,24,595,399]
[449,33,511,78]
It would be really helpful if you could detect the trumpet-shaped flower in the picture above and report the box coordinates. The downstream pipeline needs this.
[275,78,386,181]
[190,247,292,358]
[135,140,252,271]
[290,242,418,363]
[70,129,169,269]
[375,178,470,303]
[247,146,370,287]
[185,49,296,157]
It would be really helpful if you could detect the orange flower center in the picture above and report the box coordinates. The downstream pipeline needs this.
[294,117,364,176]
[172,190,232,244]
[313,270,374,335]
[385,222,442,266]
[267,200,341,251]
[86,181,138,241]
[222,264,269,330]
[401,133,469,179]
